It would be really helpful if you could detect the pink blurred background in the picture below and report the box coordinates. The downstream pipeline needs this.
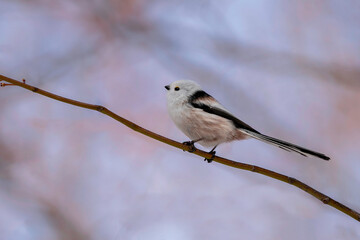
[1,1,359,239]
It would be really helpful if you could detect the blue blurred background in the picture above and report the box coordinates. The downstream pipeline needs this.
[1,1,359,239]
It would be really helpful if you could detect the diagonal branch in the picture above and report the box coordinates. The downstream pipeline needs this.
[1,74,359,222]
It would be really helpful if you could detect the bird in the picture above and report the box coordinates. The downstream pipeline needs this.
[164,80,330,162]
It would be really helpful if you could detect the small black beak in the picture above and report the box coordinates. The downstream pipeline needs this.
[165,85,170,90]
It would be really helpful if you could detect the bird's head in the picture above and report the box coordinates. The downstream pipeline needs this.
[165,80,201,104]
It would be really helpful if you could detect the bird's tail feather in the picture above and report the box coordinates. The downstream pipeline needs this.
[240,129,330,161]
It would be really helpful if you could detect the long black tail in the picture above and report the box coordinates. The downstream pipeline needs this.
[240,129,330,161]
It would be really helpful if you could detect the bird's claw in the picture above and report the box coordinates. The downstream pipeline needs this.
[204,150,216,163]
[182,141,196,153]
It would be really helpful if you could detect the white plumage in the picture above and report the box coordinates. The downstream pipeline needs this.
[165,80,330,161]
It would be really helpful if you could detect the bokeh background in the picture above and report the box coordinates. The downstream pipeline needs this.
[1,1,360,239]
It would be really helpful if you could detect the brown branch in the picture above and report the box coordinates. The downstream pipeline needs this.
[1,74,359,222]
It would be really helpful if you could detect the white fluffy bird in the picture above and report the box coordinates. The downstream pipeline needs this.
[165,80,330,162]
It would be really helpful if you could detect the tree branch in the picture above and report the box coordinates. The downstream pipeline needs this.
[1,74,359,222]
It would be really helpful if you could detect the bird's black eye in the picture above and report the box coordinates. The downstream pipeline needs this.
[174,87,180,91]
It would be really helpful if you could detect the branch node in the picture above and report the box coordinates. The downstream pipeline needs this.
[32,87,39,92]
[287,177,296,184]
[96,105,106,112]
[251,166,256,172]
[321,197,330,204]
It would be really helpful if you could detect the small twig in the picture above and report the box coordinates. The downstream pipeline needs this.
[1,82,15,87]
[1,74,359,222]
[1,78,25,87]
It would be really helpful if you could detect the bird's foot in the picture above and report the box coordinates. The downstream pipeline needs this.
[182,141,196,153]
[204,150,216,163]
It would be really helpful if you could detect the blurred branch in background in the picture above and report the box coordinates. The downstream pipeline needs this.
[0,142,89,240]
[1,74,359,222]
[6,0,359,87]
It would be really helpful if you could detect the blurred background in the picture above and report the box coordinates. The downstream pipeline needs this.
[1,0,360,239]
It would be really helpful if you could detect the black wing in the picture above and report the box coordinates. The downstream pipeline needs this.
[189,90,260,134]
[189,91,330,160]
